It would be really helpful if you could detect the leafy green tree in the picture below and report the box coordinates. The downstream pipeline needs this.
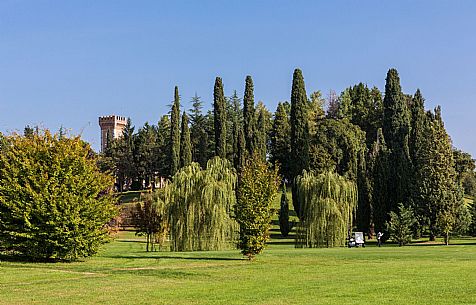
[132,192,168,252]
[180,111,192,168]
[295,171,357,248]
[235,154,279,260]
[270,102,291,181]
[290,68,310,217]
[167,158,238,251]
[112,118,136,191]
[0,131,117,261]
[279,184,291,237]
[243,75,257,155]
[170,86,181,175]
[387,203,416,246]
[214,77,227,158]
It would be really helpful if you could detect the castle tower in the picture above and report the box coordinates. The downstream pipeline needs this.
[98,115,127,153]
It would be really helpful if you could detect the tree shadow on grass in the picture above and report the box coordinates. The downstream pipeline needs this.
[105,254,244,261]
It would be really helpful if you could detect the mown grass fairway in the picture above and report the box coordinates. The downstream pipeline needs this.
[1,231,476,305]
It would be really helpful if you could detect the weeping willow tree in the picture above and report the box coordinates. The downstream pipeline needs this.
[295,171,357,248]
[166,157,238,251]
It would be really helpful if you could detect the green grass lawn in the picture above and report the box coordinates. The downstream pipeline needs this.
[1,230,476,305]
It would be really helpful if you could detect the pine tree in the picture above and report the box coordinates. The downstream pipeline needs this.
[170,86,181,175]
[243,75,257,155]
[290,68,310,217]
[270,102,291,181]
[214,77,227,158]
[382,69,412,213]
[180,111,192,168]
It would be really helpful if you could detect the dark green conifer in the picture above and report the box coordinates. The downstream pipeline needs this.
[214,77,227,158]
[290,68,310,216]
[270,102,291,181]
[170,86,181,175]
[180,111,192,168]
[382,69,412,212]
[243,76,257,155]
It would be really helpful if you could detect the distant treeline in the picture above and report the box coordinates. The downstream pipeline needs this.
[97,68,476,239]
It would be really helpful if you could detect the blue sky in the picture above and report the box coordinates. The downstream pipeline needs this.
[1,1,475,154]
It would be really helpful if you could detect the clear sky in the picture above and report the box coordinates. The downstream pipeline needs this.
[1,1,475,155]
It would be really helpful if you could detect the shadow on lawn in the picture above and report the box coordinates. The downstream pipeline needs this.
[105,254,244,261]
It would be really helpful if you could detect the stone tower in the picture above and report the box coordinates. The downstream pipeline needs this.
[98,115,127,153]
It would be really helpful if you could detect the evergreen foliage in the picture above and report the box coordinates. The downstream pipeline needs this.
[295,171,357,248]
[214,77,227,158]
[0,131,117,261]
[235,154,279,260]
[170,86,181,176]
[290,68,310,217]
[243,75,257,155]
[189,93,209,168]
[270,102,291,181]
[279,184,291,237]
[180,111,192,168]
[382,69,412,213]
[387,203,416,246]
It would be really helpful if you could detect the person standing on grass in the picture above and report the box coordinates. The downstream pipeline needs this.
[377,232,384,247]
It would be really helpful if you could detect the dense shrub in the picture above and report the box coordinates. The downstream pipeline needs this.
[0,131,117,261]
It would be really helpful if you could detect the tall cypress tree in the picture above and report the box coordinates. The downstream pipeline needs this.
[369,128,390,233]
[243,75,257,155]
[290,68,310,217]
[257,108,267,161]
[270,102,291,181]
[214,77,227,158]
[170,86,181,176]
[180,111,192,168]
[382,69,411,212]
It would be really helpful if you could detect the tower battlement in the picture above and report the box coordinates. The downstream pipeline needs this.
[98,115,127,153]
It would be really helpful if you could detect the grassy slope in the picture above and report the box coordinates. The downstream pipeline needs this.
[1,231,476,305]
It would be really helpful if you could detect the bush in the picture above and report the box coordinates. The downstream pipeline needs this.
[387,203,415,246]
[0,131,117,261]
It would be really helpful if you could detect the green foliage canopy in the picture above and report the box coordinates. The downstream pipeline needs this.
[0,131,117,260]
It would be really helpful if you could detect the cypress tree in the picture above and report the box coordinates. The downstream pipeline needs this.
[279,183,291,237]
[257,108,267,161]
[270,102,291,181]
[170,86,181,175]
[382,69,411,213]
[214,77,227,158]
[290,68,310,217]
[189,93,208,167]
[370,128,390,233]
[180,111,192,168]
[243,76,257,155]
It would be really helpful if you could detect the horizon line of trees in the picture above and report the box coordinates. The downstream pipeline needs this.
[99,67,476,242]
